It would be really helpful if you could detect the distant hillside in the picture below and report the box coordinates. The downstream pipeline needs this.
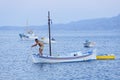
[52,14,120,31]
[0,14,120,31]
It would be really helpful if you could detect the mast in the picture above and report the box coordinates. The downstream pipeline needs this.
[26,19,29,32]
[48,11,52,56]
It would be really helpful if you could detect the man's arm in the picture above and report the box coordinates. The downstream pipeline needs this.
[31,44,37,47]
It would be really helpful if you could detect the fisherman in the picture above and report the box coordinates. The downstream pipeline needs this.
[31,39,44,56]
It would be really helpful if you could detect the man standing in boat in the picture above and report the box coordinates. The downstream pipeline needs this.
[31,39,44,56]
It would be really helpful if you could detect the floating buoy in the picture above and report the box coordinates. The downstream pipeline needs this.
[96,54,115,60]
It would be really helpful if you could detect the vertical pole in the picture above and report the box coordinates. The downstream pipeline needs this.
[26,19,28,27]
[26,19,29,32]
[48,11,52,56]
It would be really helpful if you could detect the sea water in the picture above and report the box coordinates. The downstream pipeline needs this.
[0,30,120,80]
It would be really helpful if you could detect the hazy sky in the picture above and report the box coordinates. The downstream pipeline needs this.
[0,0,120,26]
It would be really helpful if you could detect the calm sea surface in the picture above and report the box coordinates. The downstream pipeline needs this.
[0,30,120,80]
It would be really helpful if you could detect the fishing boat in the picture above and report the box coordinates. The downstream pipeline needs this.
[32,50,96,63]
[40,37,56,44]
[19,30,38,40]
[19,20,38,40]
[31,11,96,63]
[84,40,95,48]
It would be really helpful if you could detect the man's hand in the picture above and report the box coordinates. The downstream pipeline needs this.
[31,44,37,47]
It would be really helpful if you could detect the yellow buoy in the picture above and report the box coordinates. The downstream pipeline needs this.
[96,54,115,60]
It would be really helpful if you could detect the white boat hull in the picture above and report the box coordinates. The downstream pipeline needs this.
[42,40,56,44]
[84,42,95,48]
[40,37,56,44]
[19,33,38,40]
[31,50,96,63]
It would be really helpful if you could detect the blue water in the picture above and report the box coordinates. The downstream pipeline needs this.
[0,30,120,80]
